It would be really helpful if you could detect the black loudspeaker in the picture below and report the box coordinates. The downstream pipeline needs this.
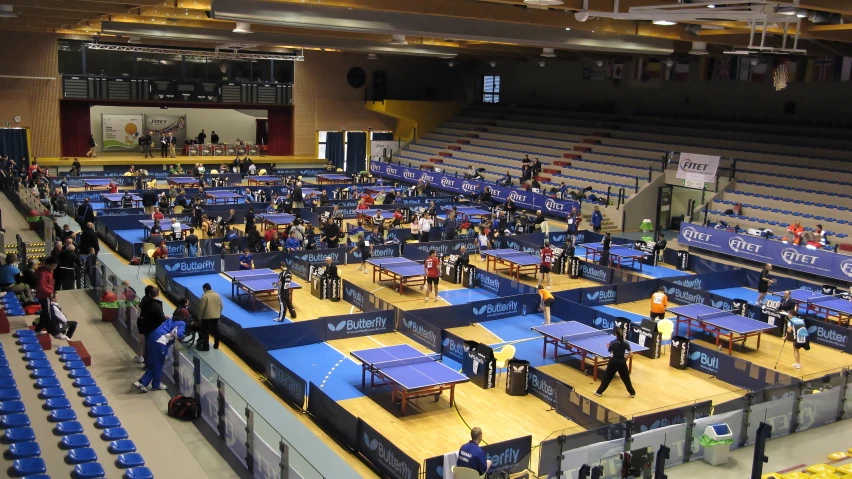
[373,70,387,101]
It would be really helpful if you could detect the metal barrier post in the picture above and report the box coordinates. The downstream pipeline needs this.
[216,377,226,440]
[279,440,290,479]
[245,407,255,474]
[635,177,639,193]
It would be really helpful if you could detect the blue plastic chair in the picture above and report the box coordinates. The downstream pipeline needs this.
[89,406,114,418]
[0,389,21,401]
[59,353,82,362]
[12,458,47,476]
[48,409,77,422]
[0,401,26,414]
[0,367,13,378]
[4,427,36,443]
[124,466,154,479]
[38,388,65,400]
[0,378,16,389]
[23,351,47,361]
[16,337,39,345]
[116,453,145,468]
[13,330,35,338]
[108,440,137,454]
[73,462,106,478]
[34,378,60,389]
[73,378,97,388]
[44,398,72,410]
[6,441,41,459]
[61,434,91,450]
[54,421,84,436]
[78,387,103,397]
[69,369,91,379]
[30,369,55,379]
[95,416,121,429]
[83,396,108,407]
[0,414,30,428]
[56,346,76,355]
[102,428,128,441]
[63,361,87,371]
[26,360,51,370]
[67,447,98,464]
[20,344,43,353]
[0,358,9,368]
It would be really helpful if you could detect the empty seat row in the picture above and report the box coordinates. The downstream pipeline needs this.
[723,190,852,213]
[713,199,851,230]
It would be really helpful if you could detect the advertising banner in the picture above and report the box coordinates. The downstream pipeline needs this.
[102,114,143,151]
[677,153,720,185]
[358,420,420,479]
[144,114,187,146]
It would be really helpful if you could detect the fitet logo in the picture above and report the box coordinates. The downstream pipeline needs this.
[363,433,413,479]
[679,160,709,172]
[781,248,818,266]
[403,171,416,180]
[728,236,763,254]
[508,191,527,202]
[386,166,398,175]
[461,182,478,193]
[840,259,852,278]
[544,199,564,211]
[440,177,455,188]
[370,163,381,173]
[681,226,711,243]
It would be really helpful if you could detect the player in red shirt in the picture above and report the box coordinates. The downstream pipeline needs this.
[424,249,440,303]
[108,180,118,194]
[538,240,553,290]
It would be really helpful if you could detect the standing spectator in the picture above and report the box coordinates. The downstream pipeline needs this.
[210,131,219,145]
[34,258,58,336]
[142,189,157,215]
[79,222,99,255]
[142,131,153,158]
[86,135,97,158]
[160,132,169,158]
[600,231,612,267]
[653,232,667,264]
[134,315,187,393]
[534,209,548,234]
[322,217,341,248]
[71,158,82,176]
[756,263,775,305]
[77,198,95,225]
[291,182,304,209]
[185,228,199,257]
[197,129,207,144]
[244,207,256,230]
[168,133,177,158]
[443,211,458,240]
[591,206,603,233]
[273,264,296,322]
[198,283,223,350]
[418,214,433,242]
[57,244,80,290]
[83,248,98,289]
[135,285,166,363]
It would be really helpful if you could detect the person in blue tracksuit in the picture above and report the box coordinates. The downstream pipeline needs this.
[134,317,188,393]
[591,206,603,233]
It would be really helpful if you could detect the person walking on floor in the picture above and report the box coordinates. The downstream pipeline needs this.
[198,282,223,350]
[273,263,296,322]
[86,134,97,158]
[650,286,667,320]
[134,315,188,393]
[594,328,636,398]
[135,285,167,363]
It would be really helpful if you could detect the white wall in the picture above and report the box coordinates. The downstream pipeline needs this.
[671,185,706,218]
[89,106,265,151]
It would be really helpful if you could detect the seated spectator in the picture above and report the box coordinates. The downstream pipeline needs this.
[0,253,20,289]
[49,292,77,340]
[356,197,369,210]
[152,208,165,221]
[465,165,477,179]
[530,178,541,191]
[532,158,542,176]
[152,243,168,261]
[784,221,804,245]
[170,218,184,240]
[9,259,36,304]
[108,180,118,194]
[732,203,743,216]
[285,231,302,251]
[500,171,512,187]
[173,298,192,322]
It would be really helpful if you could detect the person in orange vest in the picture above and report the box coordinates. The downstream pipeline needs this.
[538,285,554,325]
[650,286,667,320]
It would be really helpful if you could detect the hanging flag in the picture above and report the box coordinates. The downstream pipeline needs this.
[674,63,690,81]
[612,63,624,79]
[751,62,767,83]
[812,56,834,81]
[645,59,661,80]
[699,57,714,81]
[634,58,646,81]
[841,57,852,81]
[714,57,738,81]
[737,58,751,81]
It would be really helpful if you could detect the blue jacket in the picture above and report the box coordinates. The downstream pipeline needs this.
[591,210,603,227]
[151,318,186,346]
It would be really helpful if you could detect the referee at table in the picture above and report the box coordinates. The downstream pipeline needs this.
[457,427,492,476]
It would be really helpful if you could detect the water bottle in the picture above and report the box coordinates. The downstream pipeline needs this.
[522,303,527,316]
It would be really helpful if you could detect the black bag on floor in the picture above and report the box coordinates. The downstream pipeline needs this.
[168,395,202,420]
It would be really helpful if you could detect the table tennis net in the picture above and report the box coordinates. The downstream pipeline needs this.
[561,330,610,342]
[808,294,846,304]
[369,355,434,369]
[235,273,280,282]
[696,310,731,321]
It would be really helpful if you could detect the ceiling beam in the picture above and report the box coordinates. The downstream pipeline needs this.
[0,0,133,14]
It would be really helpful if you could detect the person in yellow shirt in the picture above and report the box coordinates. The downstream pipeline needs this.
[538,285,555,325]
[650,286,667,320]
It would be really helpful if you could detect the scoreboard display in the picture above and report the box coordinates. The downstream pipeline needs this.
[62,75,293,105]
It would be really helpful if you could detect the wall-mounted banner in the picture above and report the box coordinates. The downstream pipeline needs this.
[156,256,221,278]
[145,114,187,146]
[323,310,394,340]
[358,420,420,479]
[265,356,307,410]
[102,113,143,151]
[676,153,719,185]
[422,435,532,479]
[397,311,442,352]
[679,223,852,283]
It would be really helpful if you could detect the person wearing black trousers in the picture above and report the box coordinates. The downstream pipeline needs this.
[594,328,636,398]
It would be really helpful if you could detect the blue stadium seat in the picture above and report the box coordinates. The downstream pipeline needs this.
[1,414,30,428]
[59,353,82,362]
[26,360,51,370]
[102,428,128,441]
[60,434,91,450]
[4,427,36,443]
[38,388,65,400]
[13,330,35,338]
[78,387,102,397]
[0,378,16,389]
[0,358,9,368]
[20,344,43,353]
[69,369,91,379]
[0,389,21,401]
[116,453,145,468]
[6,441,41,459]
[73,378,97,388]
[0,401,26,414]
[108,440,136,454]
[48,409,77,422]
[34,378,60,389]
[83,396,108,408]
[12,458,47,476]
[56,346,76,355]
[0,367,13,378]
[43,398,72,410]
[30,369,55,379]
[89,406,114,418]
[54,421,84,436]
[16,337,39,345]
[63,361,88,371]
[124,467,154,479]
[23,352,47,361]
[67,447,98,464]
[95,416,120,429]
[73,462,106,478]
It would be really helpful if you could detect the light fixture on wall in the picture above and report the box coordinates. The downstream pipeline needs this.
[233,22,253,34]
[664,58,674,68]
[596,60,604,67]
[653,20,677,25]
[367,53,378,60]
[523,0,564,5]
[489,60,497,68]
[750,58,760,66]
[448,61,456,67]
[389,34,408,45]
[538,60,547,67]
[541,48,557,58]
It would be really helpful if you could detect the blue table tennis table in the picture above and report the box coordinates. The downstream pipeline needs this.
[364,185,398,194]
[257,213,295,232]
[443,206,491,222]
[83,179,113,191]
[205,190,242,205]
[531,322,647,381]
[223,268,302,310]
[316,173,351,185]
[580,243,649,271]
[102,193,142,207]
[167,177,202,187]
[484,248,541,281]
[667,304,775,354]
[350,344,468,415]
[139,220,191,241]
[366,257,425,294]
[247,175,281,186]
[786,289,852,326]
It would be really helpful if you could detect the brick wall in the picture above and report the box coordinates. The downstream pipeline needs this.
[0,32,61,158]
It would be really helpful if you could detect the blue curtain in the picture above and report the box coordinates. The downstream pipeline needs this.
[0,129,29,164]
[345,132,367,175]
[325,132,344,170]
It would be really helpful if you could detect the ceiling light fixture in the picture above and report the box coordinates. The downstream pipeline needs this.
[389,34,407,45]
[448,61,455,67]
[541,48,557,58]
[596,60,604,67]
[652,20,677,26]
[523,0,564,5]
[539,61,547,67]
[565,27,571,31]
[796,10,807,18]
[489,61,497,68]
[707,4,716,8]
[233,22,253,34]
[0,5,17,18]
